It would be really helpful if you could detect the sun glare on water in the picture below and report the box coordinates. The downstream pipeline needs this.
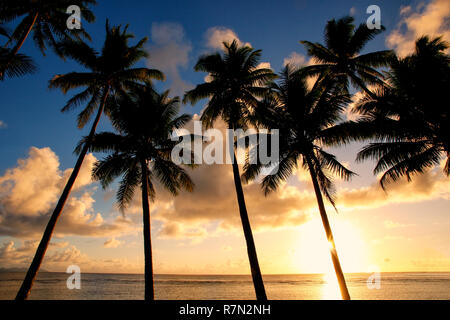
[292,217,368,299]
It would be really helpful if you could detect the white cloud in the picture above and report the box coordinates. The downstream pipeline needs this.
[205,27,251,50]
[147,22,193,97]
[386,0,450,56]
[283,52,307,67]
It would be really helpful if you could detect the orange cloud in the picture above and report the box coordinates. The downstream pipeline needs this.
[0,147,137,239]
[103,237,122,248]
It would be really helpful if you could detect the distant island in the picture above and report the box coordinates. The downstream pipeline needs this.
[0,268,49,273]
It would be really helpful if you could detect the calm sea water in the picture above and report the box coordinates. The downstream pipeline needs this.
[0,272,449,300]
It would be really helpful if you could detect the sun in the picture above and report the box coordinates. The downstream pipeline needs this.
[292,217,369,274]
[289,217,368,299]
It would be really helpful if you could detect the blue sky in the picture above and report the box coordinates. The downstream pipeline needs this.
[0,0,409,171]
[1,0,449,276]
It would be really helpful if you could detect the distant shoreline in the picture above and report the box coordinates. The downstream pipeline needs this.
[2,270,450,276]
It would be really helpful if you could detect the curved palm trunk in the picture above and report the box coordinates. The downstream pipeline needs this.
[306,156,351,300]
[0,13,38,79]
[140,159,154,300]
[15,87,110,300]
[231,150,267,300]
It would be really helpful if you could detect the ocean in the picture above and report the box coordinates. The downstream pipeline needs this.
[0,272,449,300]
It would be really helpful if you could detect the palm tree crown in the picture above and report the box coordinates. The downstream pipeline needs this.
[184,40,276,129]
[50,20,164,128]
[244,65,355,203]
[0,22,36,79]
[300,16,394,96]
[85,86,194,210]
[351,36,450,187]
[0,0,96,57]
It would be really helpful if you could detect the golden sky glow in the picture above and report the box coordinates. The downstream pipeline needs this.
[0,0,449,276]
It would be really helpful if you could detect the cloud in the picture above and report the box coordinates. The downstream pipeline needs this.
[0,147,94,216]
[0,241,142,273]
[384,220,414,229]
[282,51,319,68]
[205,27,251,50]
[0,120,6,129]
[282,52,317,89]
[256,62,271,69]
[147,22,193,97]
[338,166,450,210]
[386,0,450,56]
[130,118,314,239]
[103,237,122,248]
[283,52,308,67]
[201,28,262,84]
[0,240,38,267]
[142,118,449,241]
[50,241,69,248]
[158,221,208,242]
[0,147,137,239]
[2,144,447,246]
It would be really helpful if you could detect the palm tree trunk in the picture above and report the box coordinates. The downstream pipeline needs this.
[0,13,38,79]
[306,156,351,300]
[231,150,267,300]
[15,86,110,300]
[140,159,154,300]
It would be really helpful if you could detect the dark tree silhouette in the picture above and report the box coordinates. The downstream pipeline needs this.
[15,21,163,300]
[81,85,194,300]
[184,40,276,300]
[243,65,354,300]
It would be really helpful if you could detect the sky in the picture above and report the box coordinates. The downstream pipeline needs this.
[0,0,449,276]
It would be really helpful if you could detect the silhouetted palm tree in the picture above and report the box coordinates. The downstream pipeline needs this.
[300,16,394,97]
[184,40,276,300]
[15,21,164,300]
[81,85,194,300]
[0,23,36,79]
[243,65,354,300]
[0,0,96,60]
[351,36,449,187]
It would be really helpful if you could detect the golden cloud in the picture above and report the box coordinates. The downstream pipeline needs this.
[0,147,137,239]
